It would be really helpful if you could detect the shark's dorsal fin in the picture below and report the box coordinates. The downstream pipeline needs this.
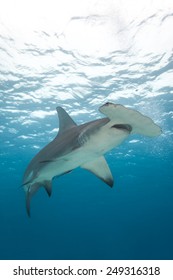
[56,107,77,135]
[81,156,114,187]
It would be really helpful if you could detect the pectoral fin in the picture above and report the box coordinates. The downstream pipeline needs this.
[81,156,114,187]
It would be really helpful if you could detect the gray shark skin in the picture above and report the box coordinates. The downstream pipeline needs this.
[23,102,161,216]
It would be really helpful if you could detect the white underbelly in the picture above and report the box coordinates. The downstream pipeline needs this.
[37,124,129,182]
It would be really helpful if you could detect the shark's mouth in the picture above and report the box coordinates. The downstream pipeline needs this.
[111,124,132,132]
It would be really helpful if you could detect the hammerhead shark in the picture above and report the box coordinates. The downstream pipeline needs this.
[23,102,161,216]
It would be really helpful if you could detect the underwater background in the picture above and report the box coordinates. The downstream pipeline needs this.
[0,0,173,260]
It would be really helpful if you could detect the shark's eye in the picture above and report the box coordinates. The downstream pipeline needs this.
[105,102,111,106]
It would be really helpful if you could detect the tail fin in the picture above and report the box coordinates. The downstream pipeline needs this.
[26,190,31,217]
[25,180,52,216]
[25,183,40,217]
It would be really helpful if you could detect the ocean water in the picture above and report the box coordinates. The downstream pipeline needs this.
[0,0,173,260]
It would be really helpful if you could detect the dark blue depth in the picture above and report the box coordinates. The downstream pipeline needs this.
[0,143,173,260]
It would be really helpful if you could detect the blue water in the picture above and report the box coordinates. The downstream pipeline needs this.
[0,0,173,260]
